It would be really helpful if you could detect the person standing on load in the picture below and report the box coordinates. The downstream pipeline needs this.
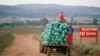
[58,12,67,22]
[67,25,74,45]
[59,12,73,45]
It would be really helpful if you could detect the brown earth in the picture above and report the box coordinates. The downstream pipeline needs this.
[0,34,46,56]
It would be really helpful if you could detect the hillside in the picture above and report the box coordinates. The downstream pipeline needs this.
[0,4,100,18]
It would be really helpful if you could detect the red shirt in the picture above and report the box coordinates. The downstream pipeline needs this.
[59,12,67,22]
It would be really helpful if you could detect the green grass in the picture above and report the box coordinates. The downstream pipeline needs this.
[0,32,14,54]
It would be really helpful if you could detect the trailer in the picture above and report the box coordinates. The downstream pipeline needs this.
[39,41,71,56]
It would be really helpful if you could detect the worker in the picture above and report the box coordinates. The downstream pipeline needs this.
[58,12,67,22]
[67,25,74,45]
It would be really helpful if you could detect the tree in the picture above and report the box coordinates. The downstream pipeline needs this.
[92,18,98,25]
[40,18,49,26]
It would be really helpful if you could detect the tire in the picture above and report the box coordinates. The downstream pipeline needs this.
[39,41,41,53]
[40,43,44,53]
[44,46,47,54]
[67,47,71,56]
[47,47,51,56]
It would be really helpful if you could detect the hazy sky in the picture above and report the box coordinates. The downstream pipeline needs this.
[0,0,100,7]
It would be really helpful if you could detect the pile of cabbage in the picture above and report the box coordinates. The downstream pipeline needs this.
[42,20,69,45]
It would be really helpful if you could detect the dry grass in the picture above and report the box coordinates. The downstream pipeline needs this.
[73,31,100,49]
[0,26,43,34]
[72,31,100,56]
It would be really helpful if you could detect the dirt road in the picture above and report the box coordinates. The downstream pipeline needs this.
[0,34,70,56]
[0,34,47,56]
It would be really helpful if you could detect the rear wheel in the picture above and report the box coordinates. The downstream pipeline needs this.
[44,46,47,54]
[40,42,44,53]
[67,47,71,56]
[47,47,51,56]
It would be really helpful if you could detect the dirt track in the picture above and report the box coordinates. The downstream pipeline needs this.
[0,34,70,56]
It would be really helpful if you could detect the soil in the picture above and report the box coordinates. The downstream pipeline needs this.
[0,34,46,56]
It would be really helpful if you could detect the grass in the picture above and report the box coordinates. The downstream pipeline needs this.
[0,26,43,34]
[0,32,14,54]
[72,31,100,56]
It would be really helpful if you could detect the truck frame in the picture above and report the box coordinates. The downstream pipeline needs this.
[39,41,71,56]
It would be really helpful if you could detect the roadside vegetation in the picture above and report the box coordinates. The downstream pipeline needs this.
[0,32,14,54]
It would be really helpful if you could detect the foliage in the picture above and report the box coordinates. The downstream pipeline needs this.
[0,18,49,28]
[92,18,98,25]
[39,18,49,26]
[0,33,14,54]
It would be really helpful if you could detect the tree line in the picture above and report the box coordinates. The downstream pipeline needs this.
[0,18,49,28]
[0,18,99,28]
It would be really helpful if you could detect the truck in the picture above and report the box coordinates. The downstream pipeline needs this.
[40,20,71,56]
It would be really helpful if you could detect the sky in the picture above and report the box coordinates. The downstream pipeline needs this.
[0,0,100,7]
